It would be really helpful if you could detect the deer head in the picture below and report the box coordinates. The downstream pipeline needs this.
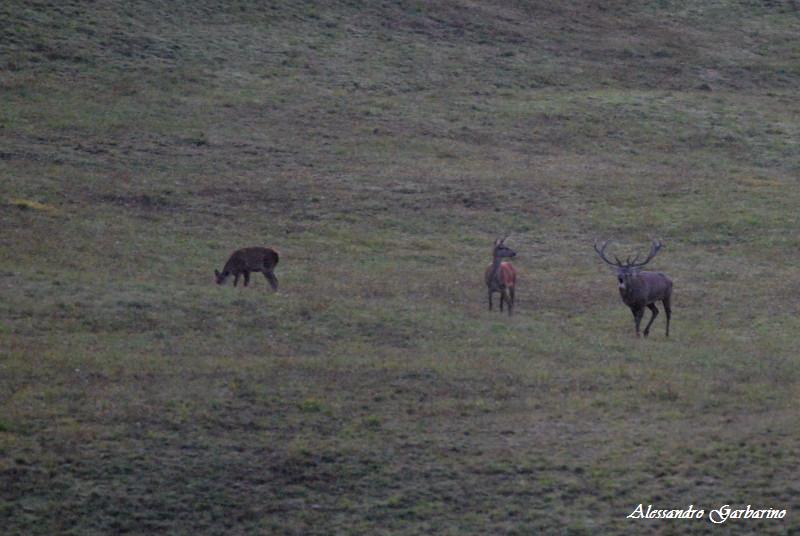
[594,240,663,291]
[214,269,229,285]
[493,236,517,259]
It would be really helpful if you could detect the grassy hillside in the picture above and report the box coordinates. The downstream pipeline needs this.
[2,1,800,534]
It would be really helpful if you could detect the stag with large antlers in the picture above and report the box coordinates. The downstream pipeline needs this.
[485,236,517,316]
[594,240,672,337]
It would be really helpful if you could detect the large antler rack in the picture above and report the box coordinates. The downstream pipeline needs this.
[594,240,621,267]
[594,240,663,268]
[629,240,663,267]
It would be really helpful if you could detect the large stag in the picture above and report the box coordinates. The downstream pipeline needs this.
[594,240,672,337]
[485,236,517,316]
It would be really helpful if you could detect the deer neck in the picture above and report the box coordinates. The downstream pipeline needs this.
[619,274,643,302]
[490,256,505,284]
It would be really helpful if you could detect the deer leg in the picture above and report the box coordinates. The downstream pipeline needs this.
[233,274,240,287]
[243,271,250,287]
[663,297,672,337]
[632,306,644,337]
[499,291,505,312]
[488,290,493,311]
[264,270,278,291]
[643,303,659,337]
[507,287,514,316]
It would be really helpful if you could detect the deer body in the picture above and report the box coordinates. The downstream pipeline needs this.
[485,237,517,316]
[595,240,672,337]
[618,271,672,308]
[215,247,279,290]
[619,271,672,337]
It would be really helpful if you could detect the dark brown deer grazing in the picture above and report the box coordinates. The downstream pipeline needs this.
[485,236,517,316]
[215,247,279,290]
[594,240,672,338]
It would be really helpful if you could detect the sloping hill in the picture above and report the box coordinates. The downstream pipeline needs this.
[2,1,799,534]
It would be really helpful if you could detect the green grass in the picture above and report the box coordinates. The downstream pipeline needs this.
[2,1,800,534]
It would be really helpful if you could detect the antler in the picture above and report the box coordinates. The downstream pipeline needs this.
[595,239,663,268]
[629,239,663,267]
[594,240,621,267]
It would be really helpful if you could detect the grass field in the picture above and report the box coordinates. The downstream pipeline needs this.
[2,1,800,534]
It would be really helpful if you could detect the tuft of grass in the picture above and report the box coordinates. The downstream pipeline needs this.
[7,197,58,214]
[297,398,326,413]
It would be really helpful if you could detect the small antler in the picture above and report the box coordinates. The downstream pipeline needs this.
[495,234,510,246]
[629,239,663,267]
[594,240,622,267]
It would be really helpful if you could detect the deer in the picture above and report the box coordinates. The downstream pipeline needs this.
[485,236,517,316]
[215,247,279,290]
[594,239,672,338]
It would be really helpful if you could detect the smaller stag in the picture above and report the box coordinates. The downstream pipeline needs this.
[485,236,517,316]
[215,247,279,290]
[594,240,672,337]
